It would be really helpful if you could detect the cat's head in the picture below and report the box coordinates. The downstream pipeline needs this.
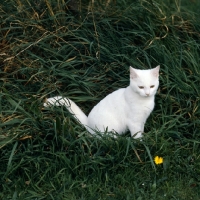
[129,65,160,97]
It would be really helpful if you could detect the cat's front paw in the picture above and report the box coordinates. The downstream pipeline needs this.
[131,131,143,139]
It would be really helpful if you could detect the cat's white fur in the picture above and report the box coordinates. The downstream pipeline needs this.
[44,66,160,138]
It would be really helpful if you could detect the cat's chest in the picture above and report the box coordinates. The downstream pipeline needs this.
[129,98,154,113]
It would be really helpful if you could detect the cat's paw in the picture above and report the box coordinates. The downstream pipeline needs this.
[131,131,143,139]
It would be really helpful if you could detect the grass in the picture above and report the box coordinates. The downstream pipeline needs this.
[0,0,200,199]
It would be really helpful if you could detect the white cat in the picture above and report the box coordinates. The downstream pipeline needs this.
[44,66,160,138]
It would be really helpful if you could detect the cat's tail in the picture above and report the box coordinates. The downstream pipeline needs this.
[44,96,88,127]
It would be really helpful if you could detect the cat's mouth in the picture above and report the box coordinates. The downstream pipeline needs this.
[144,94,151,97]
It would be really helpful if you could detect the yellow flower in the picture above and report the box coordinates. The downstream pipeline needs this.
[154,156,163,165]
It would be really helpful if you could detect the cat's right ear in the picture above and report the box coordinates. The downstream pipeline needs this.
[130,66,138,79]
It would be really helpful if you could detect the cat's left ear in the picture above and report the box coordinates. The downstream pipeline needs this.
[152,65,160,77]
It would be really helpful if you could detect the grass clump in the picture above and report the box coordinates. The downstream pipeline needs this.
[0,0,200,199]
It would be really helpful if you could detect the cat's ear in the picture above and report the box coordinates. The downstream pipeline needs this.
[152,65,160,77]
[130,66,138,79]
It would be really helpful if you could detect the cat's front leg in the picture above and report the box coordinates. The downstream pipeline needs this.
[131,131,142,138]
[128,122,144,139]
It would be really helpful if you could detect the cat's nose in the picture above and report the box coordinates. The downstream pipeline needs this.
[146,93,150,96]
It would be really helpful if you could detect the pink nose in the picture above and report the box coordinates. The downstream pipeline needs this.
[146,93,150,96]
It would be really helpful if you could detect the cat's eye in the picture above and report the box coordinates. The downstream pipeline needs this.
[138,86,144,89]
[150,85,155,88]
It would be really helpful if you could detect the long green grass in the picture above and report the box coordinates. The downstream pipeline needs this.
[1,0,200,199]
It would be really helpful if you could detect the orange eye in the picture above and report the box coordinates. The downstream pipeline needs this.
[138,86,144,89]
[150,85,155,88]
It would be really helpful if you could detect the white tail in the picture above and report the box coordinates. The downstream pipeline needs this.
[44,96,88,127]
